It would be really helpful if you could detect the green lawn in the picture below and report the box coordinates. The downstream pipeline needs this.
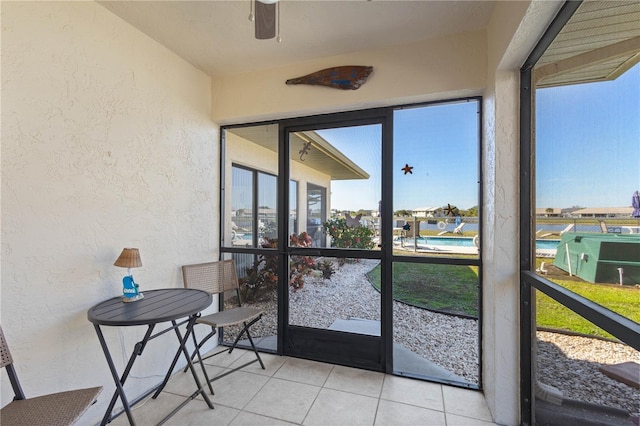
[367,259,638,339]
[367,262,479,317]
[536,279,640,339]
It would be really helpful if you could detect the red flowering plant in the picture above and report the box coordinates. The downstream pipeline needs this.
[239,238,278,303]
[322,217,375,265]
[239,233,317,300]
[288,232,316,291]
[322,218,375,249]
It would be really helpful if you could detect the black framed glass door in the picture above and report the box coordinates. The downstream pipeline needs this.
[281,119,386,370]
[220,101,482,383]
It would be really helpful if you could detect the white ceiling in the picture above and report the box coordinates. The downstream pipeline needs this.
[98,1,497,77]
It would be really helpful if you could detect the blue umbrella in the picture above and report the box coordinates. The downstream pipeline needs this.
[632,190,640,218]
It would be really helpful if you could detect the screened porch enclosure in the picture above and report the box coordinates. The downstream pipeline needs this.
[220,100,482,388]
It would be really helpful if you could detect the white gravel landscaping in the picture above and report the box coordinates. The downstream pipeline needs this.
[233,258,639,415]
[536,331,639,415]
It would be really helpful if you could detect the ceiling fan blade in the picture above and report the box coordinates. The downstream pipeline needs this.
[255,1,276,40]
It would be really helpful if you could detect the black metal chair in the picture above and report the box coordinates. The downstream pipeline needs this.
[0,325,102,426]
[182,260,264,394]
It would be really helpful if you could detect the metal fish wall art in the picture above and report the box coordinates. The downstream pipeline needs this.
[286,66,373,90]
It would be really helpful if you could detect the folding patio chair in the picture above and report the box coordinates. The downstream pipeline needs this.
[437,222,465,236]
[182,260,264,395]
[0,325,102,426]
[538,223,574,238]
[599,220,621,233]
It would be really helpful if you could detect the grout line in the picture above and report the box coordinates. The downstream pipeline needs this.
[320,363,336,387]
[373,393,382,426]
[227,405,243,425]
[271,354,290,376]
[169,349,493,425]
[237,368,272,411]
[299,379,324,426]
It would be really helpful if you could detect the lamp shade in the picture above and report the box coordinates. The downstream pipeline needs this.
[114,248,142,268]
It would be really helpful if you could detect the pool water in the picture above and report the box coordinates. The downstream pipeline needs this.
[413,237,475,247]
[410,236,559,250]
[243,232,561,250]
[536,239,561,250]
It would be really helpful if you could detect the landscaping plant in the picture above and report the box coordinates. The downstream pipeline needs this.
[323,217,376,250]
[323,217,375,265]
[239,233,317,301]
[317,259,335,279]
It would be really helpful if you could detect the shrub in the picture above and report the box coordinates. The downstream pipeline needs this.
[239,233,317,301]
[317,259,335,279]
[239,238,278,303]
[323,217,376,266]
[289,232,316,290]
[323,218,375,250]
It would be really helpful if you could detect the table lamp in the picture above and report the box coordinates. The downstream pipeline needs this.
[114,248,144,302]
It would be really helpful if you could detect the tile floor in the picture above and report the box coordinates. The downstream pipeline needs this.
[111,348,496,425]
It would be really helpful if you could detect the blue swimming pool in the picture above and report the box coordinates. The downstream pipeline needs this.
[409,236,560,250]
[536,239,561,250]
[243,232,561,250]
[413,237,475,247]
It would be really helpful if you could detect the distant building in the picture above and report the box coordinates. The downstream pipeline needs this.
[412,207,439,218]
[570,207,633,218]
[536,207,634,218]
[561,207,582,216]
[535,208,562,217]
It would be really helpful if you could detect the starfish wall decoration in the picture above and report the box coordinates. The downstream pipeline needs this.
[444,203,458,217]
[401,164,413,175]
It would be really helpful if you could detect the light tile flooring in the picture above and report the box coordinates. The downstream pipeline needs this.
[112,348,496,426]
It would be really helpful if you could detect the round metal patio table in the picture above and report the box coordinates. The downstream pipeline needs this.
[88,288,213,425]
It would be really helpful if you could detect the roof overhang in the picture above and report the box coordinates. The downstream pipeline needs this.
[535,1,640,88]
[291,131,369,180]
[226,125,369,180]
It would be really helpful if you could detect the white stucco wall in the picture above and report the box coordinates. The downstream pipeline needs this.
[211,30,488,124]
[482,69,521,426]
[0,1,567,424]
[1,2,217,423]
[483,2,563,425]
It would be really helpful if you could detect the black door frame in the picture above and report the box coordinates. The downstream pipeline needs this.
[220,97,483,381]
[277,108,392,372]
[520,1,640,423]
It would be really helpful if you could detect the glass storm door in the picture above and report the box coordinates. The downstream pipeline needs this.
[283,121,385,370]
[220,102,481,384]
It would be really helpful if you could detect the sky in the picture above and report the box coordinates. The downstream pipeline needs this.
[320,100,480,212]
[325,62,639,212]
[536,62,640,208]
[232,62,639,214]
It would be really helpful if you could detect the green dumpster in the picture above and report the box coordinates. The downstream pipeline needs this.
[553,233,640,285]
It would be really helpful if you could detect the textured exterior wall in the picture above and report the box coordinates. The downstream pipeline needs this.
[1,2,216,422]
[0,1,567,424]
[482,2,563,424]
[482,69,521,426]
[211,30,487,124]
